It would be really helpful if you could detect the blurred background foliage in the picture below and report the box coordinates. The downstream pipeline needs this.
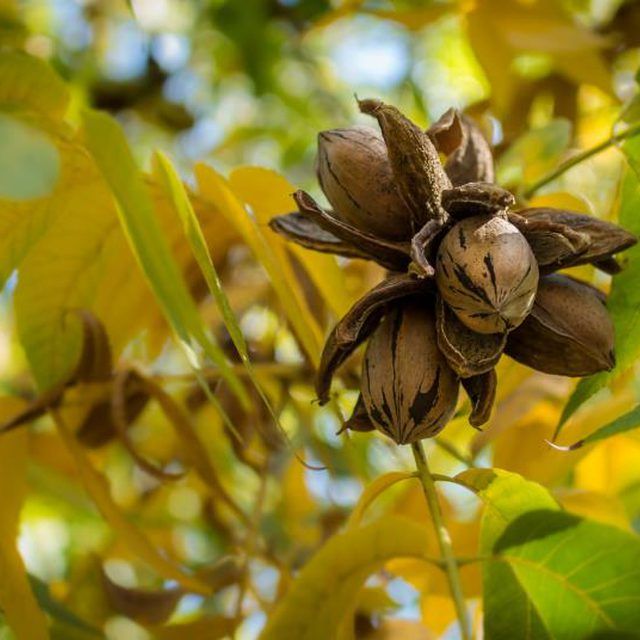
[3,0,640,639]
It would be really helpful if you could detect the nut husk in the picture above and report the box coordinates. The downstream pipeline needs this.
[361,300,459,444]
[436,296,506,378]
[428,108,495,186]
[358,99,451,225]
[505,274,615,377]
[316,126,414,241]
[461,369,497,428]
[513,208,637,272]
[435,215,539,334]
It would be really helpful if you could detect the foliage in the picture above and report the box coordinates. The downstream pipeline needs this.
[2,1,640,639]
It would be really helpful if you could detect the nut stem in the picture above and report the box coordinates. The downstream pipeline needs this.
[411,440,471,640]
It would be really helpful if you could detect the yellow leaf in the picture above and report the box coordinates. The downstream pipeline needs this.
[0,398,49,640]
[555,488,631,531]
[278,460,319,547]
[527,191,591,213]
[574,435,640,496]
[53,411,211,596]
[491,384,636,486]
[3,86,235,390]
[365,6,451,30]
[260,516,437,640]
[229,167,347,326]
[195,163,322,366]
[154,617,237,640]
[421,595,456,636]
[231,165,354,318]
[466,0,611,114]
[0,52,69,119]
[81,110,248,408]
[346,471,415,529]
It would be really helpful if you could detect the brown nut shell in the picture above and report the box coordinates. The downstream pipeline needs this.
[361,300,459,444]
[505,274,615,377]
[316,126,414,241]
[435,215,539,334]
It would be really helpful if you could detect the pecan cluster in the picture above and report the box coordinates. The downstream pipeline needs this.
[270,99,636,445]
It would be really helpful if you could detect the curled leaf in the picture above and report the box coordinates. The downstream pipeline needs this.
[110,370,184,481]
[71,309,113,383]
[0,309,114,435]
[101,566,182,625]
[76,375,149,448]
[316,273,430,404]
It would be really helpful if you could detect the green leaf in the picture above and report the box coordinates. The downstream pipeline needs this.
[0,114,59,200]
[459,468,640,638]
[455,468,559,544]
[152,152,249,368]
[488,511,640,638]
[558,141,640,433]
[152,152,291,443]
[81,109,249,408]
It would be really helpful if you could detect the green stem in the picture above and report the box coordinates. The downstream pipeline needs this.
[523,121,640,199]
[411,441,471,640]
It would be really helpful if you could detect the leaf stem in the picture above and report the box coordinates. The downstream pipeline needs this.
[523,121,640,199]
[411,440,471,640]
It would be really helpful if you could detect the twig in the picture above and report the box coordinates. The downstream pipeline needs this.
[411,440,471,640]
[522,121,640,199]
